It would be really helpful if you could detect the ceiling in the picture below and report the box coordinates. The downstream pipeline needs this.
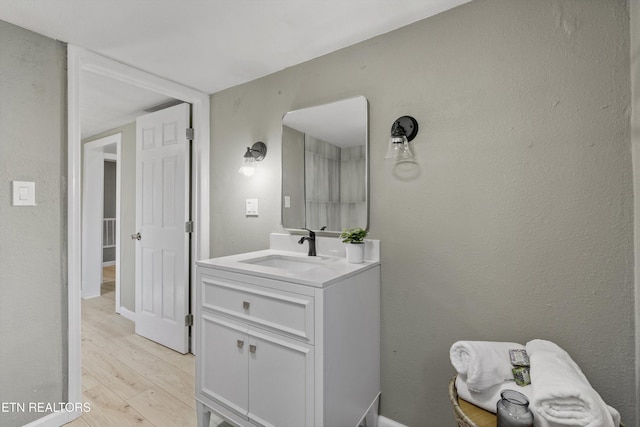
[0,0,470,138]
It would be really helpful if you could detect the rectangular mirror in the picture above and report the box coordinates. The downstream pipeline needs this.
[282,96,368,234]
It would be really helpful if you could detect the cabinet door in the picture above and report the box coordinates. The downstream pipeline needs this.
[199,313,249,418]
[247,328,314,427]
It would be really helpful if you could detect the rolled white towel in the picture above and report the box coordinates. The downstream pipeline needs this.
[526,339,620,427]
[450,341,524,391]
[455,375,532,413]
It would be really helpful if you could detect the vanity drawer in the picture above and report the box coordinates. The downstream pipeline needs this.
[200,274,314,343]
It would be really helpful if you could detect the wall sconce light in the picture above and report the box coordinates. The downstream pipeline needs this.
[239,141,267,176]
[385,116,419,160]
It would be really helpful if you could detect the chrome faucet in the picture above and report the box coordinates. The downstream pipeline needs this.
[298,228,317,256]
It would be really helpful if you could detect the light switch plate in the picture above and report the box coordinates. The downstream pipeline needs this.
[12,181,36,206]
[246,198,259,216]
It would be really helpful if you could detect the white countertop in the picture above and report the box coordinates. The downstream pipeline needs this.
[196,249,380,288]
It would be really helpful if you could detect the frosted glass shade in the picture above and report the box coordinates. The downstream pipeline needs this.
[385,135,413,160]
[239,156,256,176]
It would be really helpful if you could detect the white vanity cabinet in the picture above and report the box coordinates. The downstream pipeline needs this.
[200,312,314,426]
[195,248,380,427]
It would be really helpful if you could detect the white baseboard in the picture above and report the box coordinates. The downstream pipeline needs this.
[119,306,135,321]
[102,260,115,267]
[22,410,74,427]
[378,415,408,427]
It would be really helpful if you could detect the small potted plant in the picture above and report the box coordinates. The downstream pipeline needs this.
[339,227,368,263]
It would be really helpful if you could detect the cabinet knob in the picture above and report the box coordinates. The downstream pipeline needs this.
[237,339,244,349]
[243,301,250,310]
[249,344,257,354]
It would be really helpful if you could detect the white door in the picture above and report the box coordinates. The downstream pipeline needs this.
[134,103,191,353]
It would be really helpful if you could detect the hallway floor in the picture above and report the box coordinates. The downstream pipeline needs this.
[64,267,226,427]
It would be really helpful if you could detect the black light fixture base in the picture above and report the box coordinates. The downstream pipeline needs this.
[249,141,267,161]
[392,116,419,142]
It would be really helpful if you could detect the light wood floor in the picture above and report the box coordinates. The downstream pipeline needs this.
[64,267,227,427]
[102,265,115,283]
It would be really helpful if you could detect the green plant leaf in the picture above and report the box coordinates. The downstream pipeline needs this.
[339,227,368,243]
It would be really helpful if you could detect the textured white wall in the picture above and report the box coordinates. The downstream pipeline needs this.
[0,20,66,427]
[211,1,634,425]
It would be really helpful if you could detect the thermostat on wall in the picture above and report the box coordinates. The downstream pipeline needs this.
[12,181,36,206]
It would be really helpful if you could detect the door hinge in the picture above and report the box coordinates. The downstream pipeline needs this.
[186,128,194,140]
[185,313,194,327]
[185,220,194,233]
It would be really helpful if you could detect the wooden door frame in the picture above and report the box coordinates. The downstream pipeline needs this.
[66,45,210,424]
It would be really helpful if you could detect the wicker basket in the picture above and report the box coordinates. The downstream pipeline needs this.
[449,375,624,427]
[448,376,478,427]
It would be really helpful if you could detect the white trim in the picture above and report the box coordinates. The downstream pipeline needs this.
[66,45,82,423]
[82,134,120,300]
[81,144,103,298]
[119,306,136,322]
[67,45,210,424]
[114,145,122,313]
[377,415,408,427]
[22,411,74,427]
[99,151,120,310]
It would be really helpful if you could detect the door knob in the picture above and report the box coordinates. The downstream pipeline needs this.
[131,232,141,240]
[237,339,244,349]
[249,344,257,354]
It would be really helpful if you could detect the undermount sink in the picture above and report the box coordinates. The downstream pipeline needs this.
[239,254,332,272]
[196,234,380,287]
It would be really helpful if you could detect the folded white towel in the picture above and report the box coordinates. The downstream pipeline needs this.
[526,339,620,427]
[450,341,524,391]
[455,375,533,413]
